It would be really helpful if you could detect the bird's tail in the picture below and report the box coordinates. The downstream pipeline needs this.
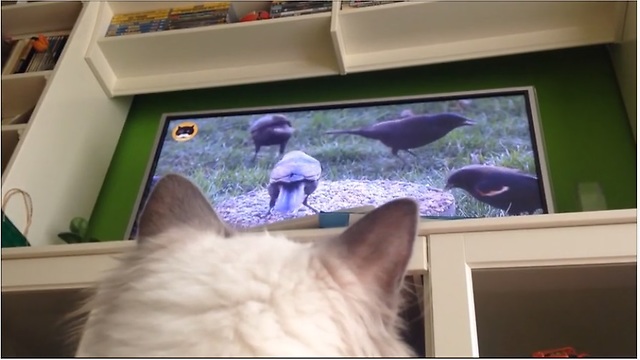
[273,182,306,214]
[324,129,364,136]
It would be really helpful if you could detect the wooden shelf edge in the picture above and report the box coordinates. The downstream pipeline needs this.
[2,209,635,260]
[1,235,427,292]
[109,66,337,97]
[1,123,28,132]
[1,70,53,81]
[344,27,617,74]
[2,208,636,292]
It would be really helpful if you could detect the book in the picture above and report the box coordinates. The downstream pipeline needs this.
[106,2,231,37]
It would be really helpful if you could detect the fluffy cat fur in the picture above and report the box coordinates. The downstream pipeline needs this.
[74,174,420,357]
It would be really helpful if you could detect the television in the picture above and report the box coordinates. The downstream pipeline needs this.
[125,86,554,239]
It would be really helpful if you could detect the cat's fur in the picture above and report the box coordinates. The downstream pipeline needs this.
[75,174,420,357]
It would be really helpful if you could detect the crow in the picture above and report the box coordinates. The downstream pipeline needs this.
[444,164,543,215]
[249,114,294,161]
[267,150,321,215]
[325,113,475,165]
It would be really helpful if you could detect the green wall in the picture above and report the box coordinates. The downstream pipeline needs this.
[89,45,637,241]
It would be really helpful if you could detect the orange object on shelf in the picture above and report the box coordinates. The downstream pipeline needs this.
[240,10,270,22]
[532,346,589,358]
[31,34,49,52]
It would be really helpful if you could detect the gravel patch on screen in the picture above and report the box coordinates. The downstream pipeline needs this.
[215,179,456,229]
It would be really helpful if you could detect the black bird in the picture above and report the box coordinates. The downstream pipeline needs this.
[267,150,321,215]
[249,114,294,161]
[325,113,475,165]
[444,164,543,215]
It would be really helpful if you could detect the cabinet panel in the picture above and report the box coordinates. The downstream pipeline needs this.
[428,222,637,357]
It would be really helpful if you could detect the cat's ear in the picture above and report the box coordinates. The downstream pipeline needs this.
[316,198,419,298]
[137,174,234,240]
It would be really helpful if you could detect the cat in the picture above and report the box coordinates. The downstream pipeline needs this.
[174,125,196,138]
[74,174,420,357]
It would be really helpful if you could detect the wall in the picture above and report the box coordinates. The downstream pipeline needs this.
[88,45,637,241]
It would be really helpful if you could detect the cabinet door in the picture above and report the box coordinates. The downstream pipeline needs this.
[428,222,636,357]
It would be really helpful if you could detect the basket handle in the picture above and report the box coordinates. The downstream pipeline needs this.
[2,188,33,237]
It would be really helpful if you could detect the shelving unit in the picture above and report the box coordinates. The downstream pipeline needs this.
[1,1,133,247]
[473,264,636,357]
[0,1,82,175]
[1,230,428,357]
[2,209,636,357]
[428,209,637,357]
[85,0,628,97]
[0,2,636,357]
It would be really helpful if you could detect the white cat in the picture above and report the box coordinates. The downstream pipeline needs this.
[74,174,420,357]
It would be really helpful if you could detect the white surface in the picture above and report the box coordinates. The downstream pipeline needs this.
[1,233,428,292]
[83,0,627,97]
[0,1,83,37]
[339,1,624,72]
[86,1,338,96]
[1,2,133,246]
[2,209,636,357]
[428,217,637,357]
[0,73,47,119]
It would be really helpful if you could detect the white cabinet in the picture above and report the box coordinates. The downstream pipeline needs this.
[428,210,637,357]
[1,2,133,247]
[2,209,636,357]
[84,0,628,97]
[1,231,428,356]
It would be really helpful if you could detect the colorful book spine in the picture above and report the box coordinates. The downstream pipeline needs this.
[270,1,332,18]
[106,2,231,36]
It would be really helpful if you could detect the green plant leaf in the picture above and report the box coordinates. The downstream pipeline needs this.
[69,217,89,238]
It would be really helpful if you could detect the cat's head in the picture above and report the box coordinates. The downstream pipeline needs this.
[75,174,420,357]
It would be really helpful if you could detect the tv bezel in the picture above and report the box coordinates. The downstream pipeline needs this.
[124,85,555,239]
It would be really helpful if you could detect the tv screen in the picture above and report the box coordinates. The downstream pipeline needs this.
[126,86,554,238]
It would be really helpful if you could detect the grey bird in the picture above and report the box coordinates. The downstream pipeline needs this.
[267,150,321,215]
[325,112,475,165]
[249,114,294,161]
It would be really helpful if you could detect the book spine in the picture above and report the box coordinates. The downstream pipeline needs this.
[271,5,332,18]
[111,9,171,23]
[168,9,229,20]
[41,36,59,71]
[167,18,227,30]
[170,2,230,15]
[51,36,68,63]
[14,41,34,74]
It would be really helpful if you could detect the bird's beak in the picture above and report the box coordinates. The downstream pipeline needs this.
[463,120,476,126]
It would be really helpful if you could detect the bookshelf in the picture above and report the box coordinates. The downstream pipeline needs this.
[0,1,82,174]
[84,0,628,97]
[0,1,636,357]
[0,1,133,246]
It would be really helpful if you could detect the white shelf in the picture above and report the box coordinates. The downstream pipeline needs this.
[1,232,427,292]
[1,1,133,248]
[1,73,47,120]
[1,70,53,81]
[337,1,626,73]
[1,1,83,36]
[1,128,23,174]
[2,123,28,132]
[85,1,338,96]
[428,214,637,357]
[84,0,627,97]
[473,263,636,357]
